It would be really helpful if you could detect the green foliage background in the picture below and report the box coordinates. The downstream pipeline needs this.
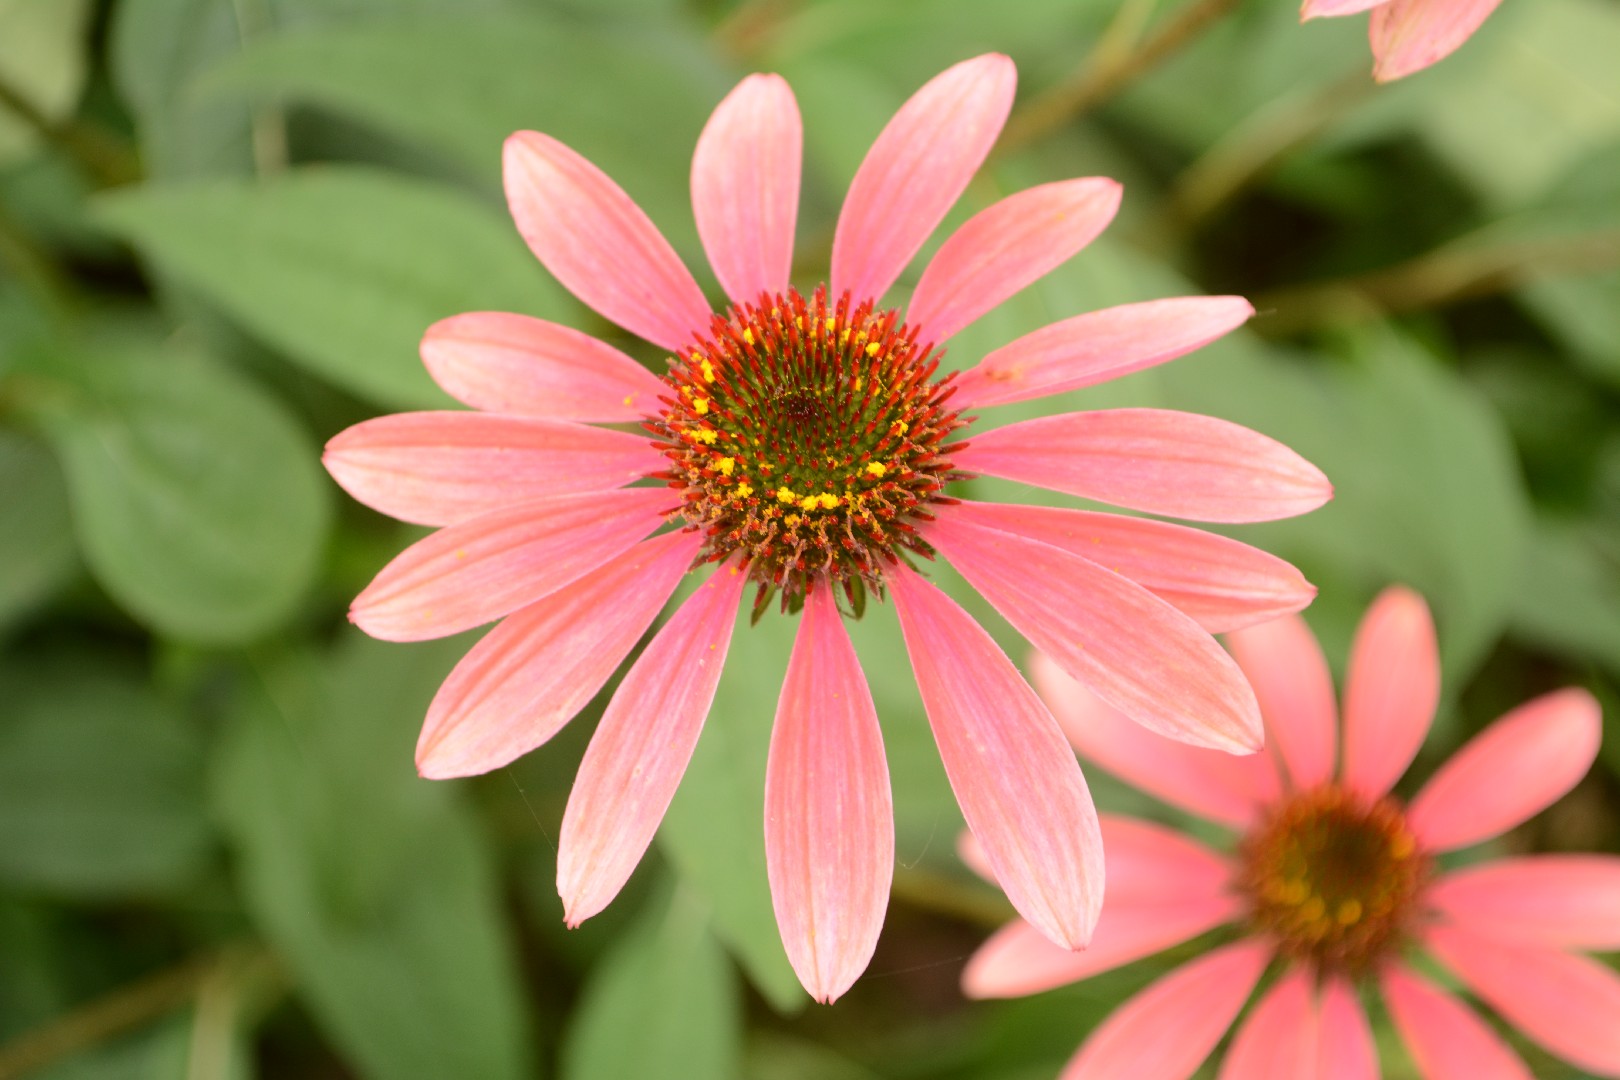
[1,0,1617,1076]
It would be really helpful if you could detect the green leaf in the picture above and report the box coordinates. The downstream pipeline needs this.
[215,635,535,1080]
[0,0,93,164]
[1511,517,1620,675]
[0,428,75,628]
[0,654,209,896]
[202,13,730,254]
[22,343,328,644]
[561,886,742,1080]
[93,168,571,408]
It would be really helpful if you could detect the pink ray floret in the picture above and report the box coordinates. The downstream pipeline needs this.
[1301,0,1504,81]
[325,54,1331,1003]
[963,585,1616,1078]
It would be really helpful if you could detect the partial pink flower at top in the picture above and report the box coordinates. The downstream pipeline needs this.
[963,586,1618,1079]
[1302,0,1504,81]
[322,54,1332,1004]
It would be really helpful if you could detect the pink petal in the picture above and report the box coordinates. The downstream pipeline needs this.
[953,408,1333,524]
[323,411,663,527]
[943,500,1315,634]
[907,178,1122,344]
[889,565,1101,950]
[765,586,893,1004]
[1225,613,1338,791]
[830,54,1016,307]
[691,74,800,308]
[951,297,1255,410]
[1318,977,1378,1080]
[420,312,667,422]
[1429,855,1620,950]
[1426,924,1620,1077]
[350,488,671,641]
[557,565,747,924]
[1060,941,1270,1080]
[926,508,1262,752]
[415,529,702,778]
[1339,586,1438,799]
[1302,0,1390,19]
[963,892,1240,998]
[1033,650,1279,828]
[504,131,710,351]
[1382,965,1534,1080]
[1370,0,1503,82]
[1407,688,1600,851]
[1218,968,1315,1080]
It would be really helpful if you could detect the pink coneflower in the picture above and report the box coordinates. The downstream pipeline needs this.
[1302,0,1502,81]
[323,54,1331,1003]
[964,586,1618,1078]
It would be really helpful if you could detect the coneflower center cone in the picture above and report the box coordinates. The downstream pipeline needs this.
[651,286,967,610]
[1235,785,1429,975]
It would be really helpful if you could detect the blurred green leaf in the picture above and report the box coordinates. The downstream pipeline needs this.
[659,601,804,1013]
[0,0,93,164]
[93,168,569,408]
[1511,518,1620,675]
[0,428,75,628]
[215,635,535,1080]
[561,886,741,1080]
[203,13,730,254]
[0,655,209,895]
[21,343,328,643]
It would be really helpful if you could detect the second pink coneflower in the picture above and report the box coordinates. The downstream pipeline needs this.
[324,54,1331,1003]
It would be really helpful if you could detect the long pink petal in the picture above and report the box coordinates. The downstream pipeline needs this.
[324,412,663,526]
[1426,924,1620,1077]
[1226,613,1337,791]
[1429,855,1620,950]
[926,509,1262,752]
[691,73,801,307]
[1407,688,1600,851]
[766,586,893,1004]
[1369,0,1503,82]
[350,488,670,641]
[1060,942,1270,1080]
[1033,650,1279,828]
[557,565,746,924]
[951,297,1255,410]
[1382,965,1534,1080]
[889,565,1101,949]
[963,893,1241,998]
[957,812,1231,898]
[1339,586,1438,799]
[944,500,1314,634]
[420,312,667,422]
[1318,977,1378,1080]
[907,178,1121,344]
[953,408,1333,524]
[1218,969,1315,1080]
[415,530,702,778]
[830,54,1016,307]
[1302,0,1390,19]
[504,131,710,351]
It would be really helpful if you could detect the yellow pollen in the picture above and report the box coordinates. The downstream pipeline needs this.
[865,462,887,478]
[818,493,839,509]
[701,359,716,383]
[891,420,909,435]
[785,513,802,527]
[735,483,753,499]
[694,398,710,415]
[1336,899,1363,925]
[798,495,819,512]
[824,317,836,331]
[742,328,755,346]
[716,457,735,476]
[693,429,718,445]
[865,341,881,357]
[776,487,797,504]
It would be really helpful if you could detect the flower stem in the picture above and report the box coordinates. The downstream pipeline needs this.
[1253,228,1620,336]
[998,0,1245,155]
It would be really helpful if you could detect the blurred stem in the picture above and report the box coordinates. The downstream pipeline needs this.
[0,946,277,1080]
[1253,227,1620,336]
[999,0,1243,154]
[1166,70,1373,229]
[0,74,139,188]
[230,0,287,174]
[890,865,1014,929]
